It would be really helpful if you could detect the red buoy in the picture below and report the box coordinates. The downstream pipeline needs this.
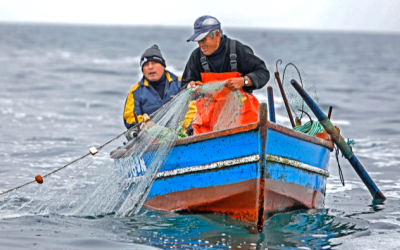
[35,175,43,184]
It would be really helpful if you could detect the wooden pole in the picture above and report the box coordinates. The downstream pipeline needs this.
[275,71,296,128]
[267,87,276,123]
[291,79,386,200]
[257,103,268,232]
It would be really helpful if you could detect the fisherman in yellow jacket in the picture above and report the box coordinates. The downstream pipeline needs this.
[123,44,181,129]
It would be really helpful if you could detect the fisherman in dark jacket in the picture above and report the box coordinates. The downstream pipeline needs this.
[181,15,270,93]
[180,15,270,135]
[123,44,181,129]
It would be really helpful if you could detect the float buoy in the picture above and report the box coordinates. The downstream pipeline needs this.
[35,175,43,184]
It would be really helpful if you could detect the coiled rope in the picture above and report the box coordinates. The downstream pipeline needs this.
[293,120,324,136]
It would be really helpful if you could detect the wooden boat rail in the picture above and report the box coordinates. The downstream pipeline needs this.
[176,121,334,151]
[112,120,334,159]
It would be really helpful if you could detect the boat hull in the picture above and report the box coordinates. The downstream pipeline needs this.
[141,120,332,225]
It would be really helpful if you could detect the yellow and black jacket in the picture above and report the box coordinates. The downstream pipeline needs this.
[123,70,181,129]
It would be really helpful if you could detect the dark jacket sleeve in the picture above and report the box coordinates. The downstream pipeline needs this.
[181,38,270,93]
[237,42,270,93]
[181,50,202,90]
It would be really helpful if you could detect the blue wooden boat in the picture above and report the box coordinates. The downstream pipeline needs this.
[113,104,333,231]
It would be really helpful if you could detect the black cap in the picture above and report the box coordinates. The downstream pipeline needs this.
[140,44,166,71]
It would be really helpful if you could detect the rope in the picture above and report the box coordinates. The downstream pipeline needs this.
[0,88,191,197]
[0,131,127,197]
[335,145,345,186]
[333,139,354,186]
[293,120,324,136]
[344,138,355,159]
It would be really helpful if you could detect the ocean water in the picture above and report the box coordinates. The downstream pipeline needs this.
[1,23,400,249]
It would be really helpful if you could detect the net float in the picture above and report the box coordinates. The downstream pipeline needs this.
[35,175,43,184]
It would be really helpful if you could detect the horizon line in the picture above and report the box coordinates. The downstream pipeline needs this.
[1,20,400,36]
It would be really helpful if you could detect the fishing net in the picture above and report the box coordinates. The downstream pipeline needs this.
[196,83,245,132]
[281,63,319,122]
[0,81,244,218]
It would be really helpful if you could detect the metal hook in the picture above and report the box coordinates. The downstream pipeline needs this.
[276,59,282,73]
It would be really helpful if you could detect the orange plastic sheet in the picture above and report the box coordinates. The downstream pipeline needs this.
[192,72,259,135]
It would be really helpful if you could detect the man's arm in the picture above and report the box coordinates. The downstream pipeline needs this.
[238,43,270,92]
[181,50,202,90]
[123,84,144,129]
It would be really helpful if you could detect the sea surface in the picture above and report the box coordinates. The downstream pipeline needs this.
[1,23,400,249]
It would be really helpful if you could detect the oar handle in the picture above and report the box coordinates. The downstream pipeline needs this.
[290,79,386,200]
[275,72,296,127]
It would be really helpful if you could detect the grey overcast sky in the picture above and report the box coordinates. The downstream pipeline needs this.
[1,0,399,33]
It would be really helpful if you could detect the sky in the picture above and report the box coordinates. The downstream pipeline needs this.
[1,0,399,33]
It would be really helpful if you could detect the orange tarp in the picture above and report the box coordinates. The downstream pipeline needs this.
[192,72,259,135]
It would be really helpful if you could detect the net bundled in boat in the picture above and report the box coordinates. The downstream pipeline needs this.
[280,63,323,136]
[281,63,319,121]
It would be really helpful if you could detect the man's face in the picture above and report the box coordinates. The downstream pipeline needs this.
[197,31,221,56]
[143,61,166,81]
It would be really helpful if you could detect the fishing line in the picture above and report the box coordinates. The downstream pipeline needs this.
[0,89,189,197]
[335,145,345,186]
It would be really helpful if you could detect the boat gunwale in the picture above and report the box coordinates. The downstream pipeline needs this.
[175,121,334,151]
[113,120,333,159]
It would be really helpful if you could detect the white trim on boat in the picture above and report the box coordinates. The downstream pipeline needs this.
[156,154,330,179]
[266,154,330,177]
[157,154,260,178]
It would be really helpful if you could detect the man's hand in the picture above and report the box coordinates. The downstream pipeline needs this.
[187,81,196,88]
[224,77,245,91]
[224,76,253,91]
[187,81,201,95]
[190,85,201,95]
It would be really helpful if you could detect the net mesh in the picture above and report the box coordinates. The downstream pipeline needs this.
[198,82,245,132]
[281,64,318,121]
[0,82,244,218]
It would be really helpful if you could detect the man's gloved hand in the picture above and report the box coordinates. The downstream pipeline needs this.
[142,113,150,122]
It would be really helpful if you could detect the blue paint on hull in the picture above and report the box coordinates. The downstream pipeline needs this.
[265,162,327,194]
[160,130,259,172]
[144,127,330,202]
[148,162,259,199]
[115,126,331,206]
[266,129,330,171]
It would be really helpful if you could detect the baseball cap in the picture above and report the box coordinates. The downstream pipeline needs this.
[187,15,221,42]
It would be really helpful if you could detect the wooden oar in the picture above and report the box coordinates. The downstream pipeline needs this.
[274,61,296,127]
[290,79,386,200]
